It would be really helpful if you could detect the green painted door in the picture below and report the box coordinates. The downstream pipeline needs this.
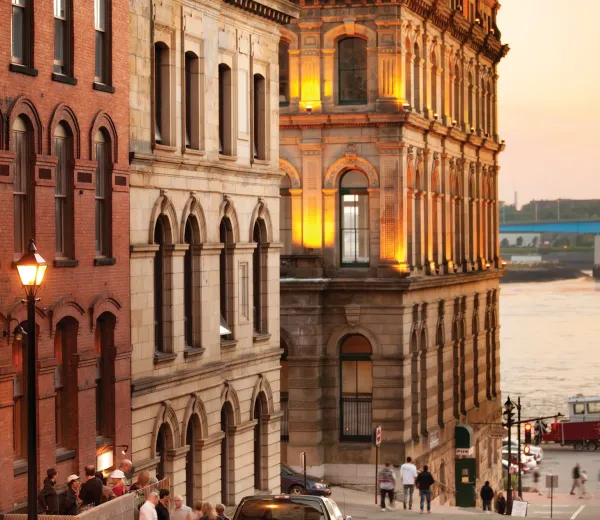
[455,458,477,508]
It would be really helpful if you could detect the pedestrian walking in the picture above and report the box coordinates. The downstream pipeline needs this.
[200,502,218,520]
[400,457,418,510]
[532,466,542,495]
[415,465,435,514]
[580,469,588,497]
[63,474,81,515]
[570,463,581,495]
[480,481,494,511]
[216,504,230,520]
[172,495,192,520]
[38,468,60,515]
[377,461,397,511]
[189,501,203,520]
[156,489,171,520]
[79,465,103,506]
[496,492,506,515]
[140,491,160,520]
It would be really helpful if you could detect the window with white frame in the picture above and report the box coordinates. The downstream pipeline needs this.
[54,0,70,75]
[340,170,369,266]
[11,0,30,65]
[94,0,110,84]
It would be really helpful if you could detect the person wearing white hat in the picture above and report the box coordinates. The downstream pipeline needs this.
[109,469,127,497]
[63,474,81,515]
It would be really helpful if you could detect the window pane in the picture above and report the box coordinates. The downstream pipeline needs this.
[54,0,65,18]
[357,193,369,228]
[342,230,357,263]
[356,228,369,263]
[588,402,600,414]
[96,142,105,197]
[339,38,367,103]
[95,31,104,81]
[54,19,65,73]
[12,6,24,60]
[279,41,290,104]
[95,0,105,31]
[356,361,372,394]
[55,198,64,255]
[341,360,357,395]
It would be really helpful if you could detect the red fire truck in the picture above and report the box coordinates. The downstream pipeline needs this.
[542,396,600,450]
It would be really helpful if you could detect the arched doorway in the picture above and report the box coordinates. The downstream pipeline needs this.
[253,392,268,490]
[186,419,196,506]
[221,402,234,504]
[156,423,170,481]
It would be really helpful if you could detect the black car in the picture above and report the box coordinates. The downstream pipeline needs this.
[233,495,349,520]
[280,463,331,496]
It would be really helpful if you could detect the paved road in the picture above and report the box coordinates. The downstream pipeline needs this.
[526,503,600,519]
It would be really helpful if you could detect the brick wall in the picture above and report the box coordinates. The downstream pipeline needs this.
[0,0,130,511]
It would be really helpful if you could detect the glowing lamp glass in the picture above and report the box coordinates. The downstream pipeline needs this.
[16,240,47,289]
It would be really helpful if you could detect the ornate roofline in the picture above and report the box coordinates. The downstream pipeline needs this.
[224,0,299,25]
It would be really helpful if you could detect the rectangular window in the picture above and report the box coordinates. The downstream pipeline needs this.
[13,125,32,256]
[12,0,28,64]
[279,41,290,106]
[280,188,292,255]
[95,141,110,256]
[341,193,369,264]
[574,403,585,415]
[587,402,600,414]
[54,0,68,74]
[94,0,109,83]
[54,135,74,258]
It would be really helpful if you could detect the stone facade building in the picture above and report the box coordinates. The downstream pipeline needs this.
[0,0,131,511]
[128,0,298,507]
[278,0,508,500]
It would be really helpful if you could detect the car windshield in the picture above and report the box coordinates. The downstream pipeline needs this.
[281,464,296,476]
[236,499,326,520]
[322,499,343,520]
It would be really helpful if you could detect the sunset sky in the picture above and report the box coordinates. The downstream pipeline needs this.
[497,0,600,207]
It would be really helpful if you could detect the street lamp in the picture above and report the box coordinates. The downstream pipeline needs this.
[502,397,515,515]
[16,239,47,520]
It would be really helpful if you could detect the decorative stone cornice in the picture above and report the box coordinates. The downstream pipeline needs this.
[223,0,299,25]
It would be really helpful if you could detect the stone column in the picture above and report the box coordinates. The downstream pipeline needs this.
[196,243,223,356]
[423,33,432,119]
[229,244,256,344]
[300,144,324,254]
[368,188,381,265]
[461,52,468,130]
[298,22,323,112]
[423,149,433,272]
[261,412,284,493]
[195,433,224,503]
[493,72,499,139]
[289,49,301,112]
[289,188,303,254]
[322,49,335,111]
[399,144,409,268]
[166,446,191,498]
[460,160,470,270]
[441,41,451,125]
[230,420,258,504]
[322,188,337,267]
[441,154,452,272]
[165,244,188,353]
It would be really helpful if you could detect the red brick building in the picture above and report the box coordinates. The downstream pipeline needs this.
[0,0,130,510]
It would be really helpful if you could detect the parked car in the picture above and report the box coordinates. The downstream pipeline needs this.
[233,495,349,520]
[501,449,536,472]
[502,439,544,462]
[281,463,332,496]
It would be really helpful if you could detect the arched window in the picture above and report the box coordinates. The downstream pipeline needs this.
[340,334,372,442]
[12,322,28,461]
[154,217,166,352]
[221,403,234,504]
[480,77,486,133]
[437,320,445,428]
[220,217,234,340]
[280,341,289,441]
[13,115,34,256]
[338,37,367,104]
[156,424,168,481]
[413,42,421,111]
[54,121,74,259]
[94,128,111,258]
[185,51,200,150]
[487,78,493,136]
[154,42,170,145]
[55,317,78,449]
[340,170,369,266]
[404,38,412,106]
[280,174,292,255]
[279,40,290,106]
[253,74,266,160]
[419,328,427,435]
[454,64,461,125]
[218,63,232,155]
[430,50,438,115]
[253,219,267,334]
[410,331,419,440]
[452,317,460,419]
[185,418,196,506]
[184,217,200,348]
[95,312,115,440]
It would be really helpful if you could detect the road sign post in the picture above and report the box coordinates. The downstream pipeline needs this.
[374,426,382,505]
[546,474,558,518]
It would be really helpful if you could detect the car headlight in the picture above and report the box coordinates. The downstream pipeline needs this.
[312,482,327,489]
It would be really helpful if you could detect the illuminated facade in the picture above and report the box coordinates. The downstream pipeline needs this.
[278,0,508,502]
[129,0,297,506]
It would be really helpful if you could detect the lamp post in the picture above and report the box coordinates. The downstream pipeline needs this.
[16,239,47,520]
[503,397,515,515]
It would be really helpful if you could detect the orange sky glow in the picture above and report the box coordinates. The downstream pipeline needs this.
[497,0,600,206]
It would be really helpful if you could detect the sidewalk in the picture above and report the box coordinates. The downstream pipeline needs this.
[521,490,600,506]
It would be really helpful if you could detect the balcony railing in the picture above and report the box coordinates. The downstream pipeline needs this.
[341,396,372,442]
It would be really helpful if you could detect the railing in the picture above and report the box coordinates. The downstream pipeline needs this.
[340,396,372,442]
[4,479,170,520]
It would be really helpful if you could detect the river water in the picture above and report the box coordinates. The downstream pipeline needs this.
[500,276,600,419]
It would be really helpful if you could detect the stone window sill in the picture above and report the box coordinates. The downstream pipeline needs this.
[183,346,205,359]
[9,63,38,77]
[153,143,177,153]
[56,447,76,463]
[154,351,177,365]
[54,258,79,268]
[14,459,28,476]
[218,154,238,162]
[94,257,116,266]
[93,82,115,94]
[220,339,238,351]
[52,73,77,85]
[253,332,271,345]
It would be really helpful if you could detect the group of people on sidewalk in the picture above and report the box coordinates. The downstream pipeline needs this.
[139,491,231,520]
[377,457,435,514]
[378,457,508,515]
[38,460,133,515]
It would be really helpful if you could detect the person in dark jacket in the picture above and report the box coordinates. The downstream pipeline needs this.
[480,481,494,511]
[79,465,103,506]
[63,474,81,515]
[38,468,60,514]
[496,492,507,515]
[156,489,171,520]
[415,465,435,514]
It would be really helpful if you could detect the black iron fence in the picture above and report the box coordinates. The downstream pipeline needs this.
[340,396,372,442]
